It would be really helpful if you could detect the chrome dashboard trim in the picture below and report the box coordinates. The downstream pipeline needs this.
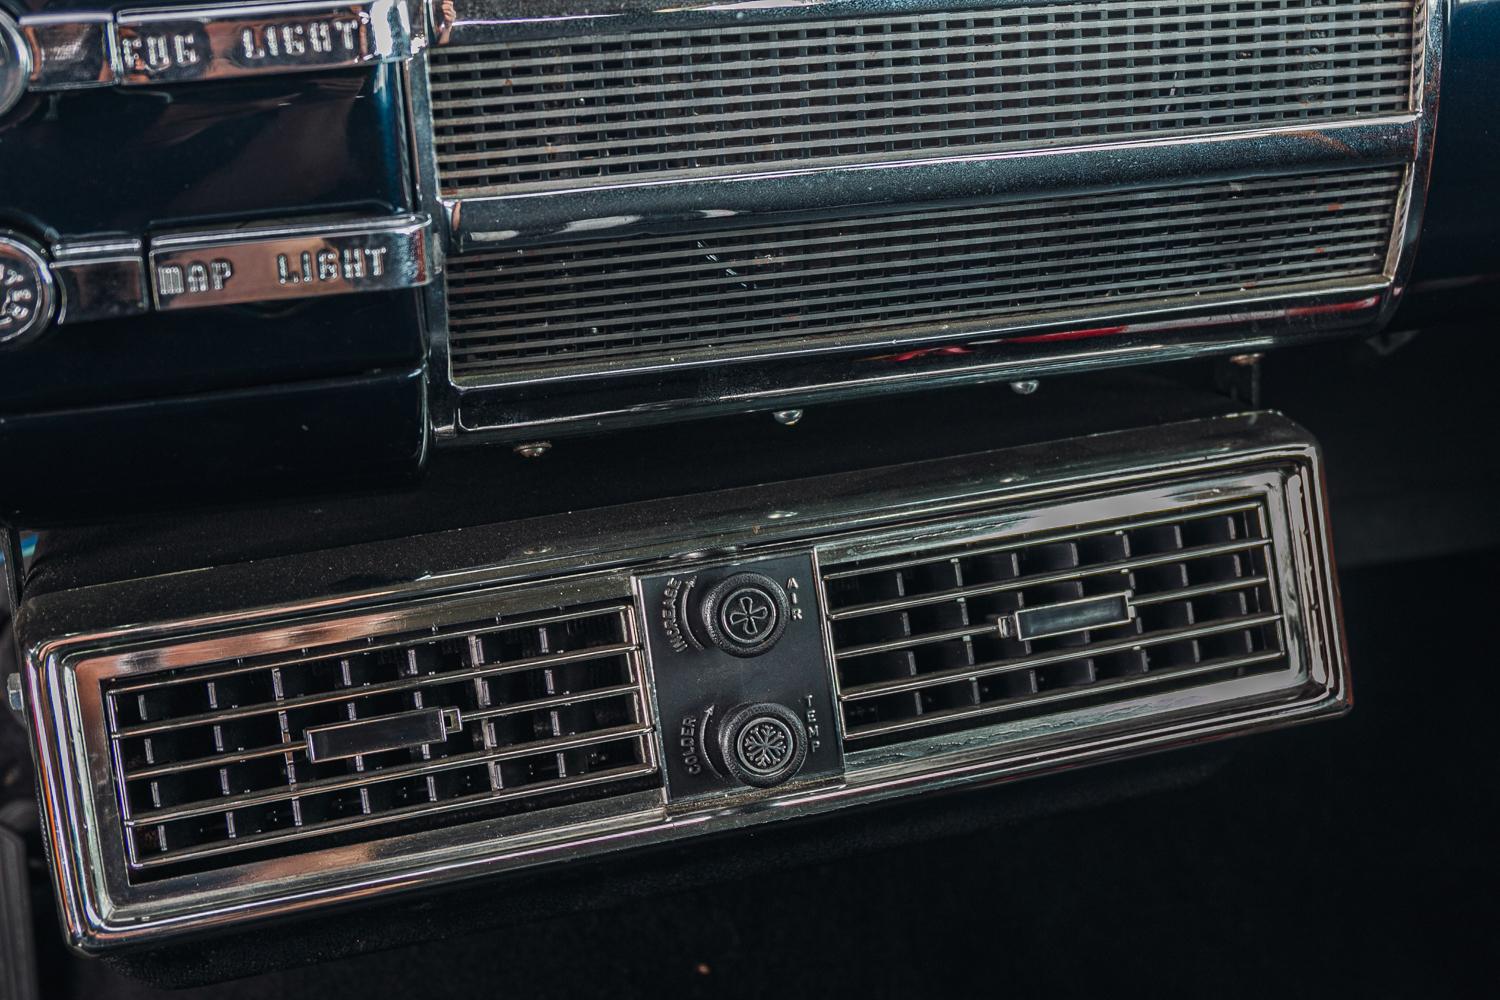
[450,281,1389,436]
[18,13,112,91]
[19,412,1349,951]
[51,239,150,325]
[1378,0,1446,328]
[440,119,1420,251]
[17,0,413,91]
[408,0,1445,442]
[148,214,432,311]
[0,232,57,349]
[0,9,32,114]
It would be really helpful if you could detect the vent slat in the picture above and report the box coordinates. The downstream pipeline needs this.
[840,612,1283,696]
[112,640,641,739]
[446,168,1402,376]
[429,0,1419,195]
[823,500,1268,580]
[830,537,1272,621]
[434,73,1413,166]
[127,761,661,871]
[430,38,1414,116]
[449,203,1399,296]
[448,221,1394,317]
[844,650,1288,741]
[103,604,660,878]
[124,722,654,827]
[822,499,1292,746]
[451,177,1403,267]
[431,6,1415,84]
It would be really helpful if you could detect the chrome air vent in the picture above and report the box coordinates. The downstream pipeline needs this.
[822,500,1288,748]
[21,413,1349,950]
[428,0,1419,197]
[447,167,1401,378]
[101,604,656,878]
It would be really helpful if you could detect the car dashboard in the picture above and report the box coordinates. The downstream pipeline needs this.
[0,0,1496,992]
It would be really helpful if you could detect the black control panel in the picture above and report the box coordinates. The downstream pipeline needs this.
[638,553,843,801]
[0,0,425,520]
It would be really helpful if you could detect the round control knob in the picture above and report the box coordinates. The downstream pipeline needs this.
[0,12,31,119]
[698,572,789,657]
[0,233,55,349]
[715,702,808,788]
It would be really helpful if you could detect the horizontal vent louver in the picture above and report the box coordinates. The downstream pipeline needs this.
[447,167,1402,377]
[821,500,1290,746]
[429,0,1419,197]
[103,604,657,878]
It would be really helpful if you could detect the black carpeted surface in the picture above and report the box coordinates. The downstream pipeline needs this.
[36,549,1500,998]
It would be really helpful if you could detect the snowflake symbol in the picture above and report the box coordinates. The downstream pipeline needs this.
[738,720,791,771]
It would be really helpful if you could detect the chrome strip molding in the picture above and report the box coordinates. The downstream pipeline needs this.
[14,0,412,93]
[4,217,430,343]
[148,214,432,310]
[50,240,150,325]
[0,10,30,115]
[18,412,1349,950]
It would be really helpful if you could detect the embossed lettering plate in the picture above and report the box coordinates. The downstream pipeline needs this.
[148,214,430,310]
[14,0,411,93]
[115,0,410,84]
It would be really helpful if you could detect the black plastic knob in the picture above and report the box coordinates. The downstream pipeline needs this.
[698,572,789,657]
[714,702,808,788]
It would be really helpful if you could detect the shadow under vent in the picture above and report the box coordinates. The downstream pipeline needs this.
[821,500,1290,746]
[103,604,657,879]
[430,0,1419,196]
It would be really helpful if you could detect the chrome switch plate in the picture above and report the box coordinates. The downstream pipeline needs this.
[148,214,431,310]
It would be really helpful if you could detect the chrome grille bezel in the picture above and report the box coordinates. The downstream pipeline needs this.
[21,413,1349,951]
[405,0,1441,441]
[816,477,1306,756]
[102,603,655,877]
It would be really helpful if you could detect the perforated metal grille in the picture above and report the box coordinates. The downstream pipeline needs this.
[821,499,1289,746]
[446,167,1401,378]
[429,0,1419,196]
[103,605,657,878]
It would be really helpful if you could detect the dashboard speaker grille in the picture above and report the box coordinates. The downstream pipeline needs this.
[447,166,1402,378]
[429,0,1418,197]
[821,499,1289,746]
[102,604,657,878]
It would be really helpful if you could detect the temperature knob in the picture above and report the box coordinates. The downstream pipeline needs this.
[713,702,808,788]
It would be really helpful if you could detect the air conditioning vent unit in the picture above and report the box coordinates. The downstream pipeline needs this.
[823,500,1287,747]
[104,605,654,879]
[18,413,1348,950]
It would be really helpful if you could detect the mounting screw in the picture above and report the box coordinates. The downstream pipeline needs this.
[513,441,551,459]
[5,674,21,714]
[1230,353,1263,366]
[1009,380,1040,395]
[772,409,803,426]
